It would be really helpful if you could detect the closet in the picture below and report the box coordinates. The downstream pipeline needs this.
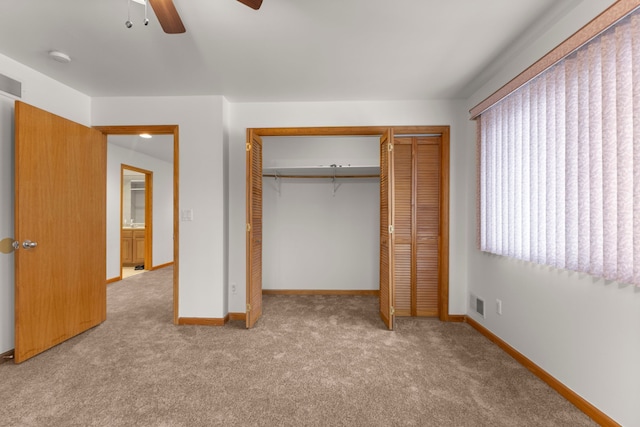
[393,135,442,317]
[246,126,450,330]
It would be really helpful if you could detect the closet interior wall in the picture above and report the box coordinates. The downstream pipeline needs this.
[261,136,380,292]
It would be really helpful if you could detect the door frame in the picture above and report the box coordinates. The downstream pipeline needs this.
[246,125,451,322]
[95,125,180,324]
[120,164,153,273]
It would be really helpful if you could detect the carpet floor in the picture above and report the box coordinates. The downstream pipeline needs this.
[0,267,596,426]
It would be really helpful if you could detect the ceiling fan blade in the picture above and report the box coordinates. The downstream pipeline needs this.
[237,0,263,10]
[148,0,186,34]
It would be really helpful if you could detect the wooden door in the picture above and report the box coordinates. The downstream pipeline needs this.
[379,129,395,330]
[390,136,441,317]
[246,130,263,328]
[391,137,413,316]
[415,137,441,316]
[14,101,106,363]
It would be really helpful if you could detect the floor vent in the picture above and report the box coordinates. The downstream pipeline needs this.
[470,293,486,318]
[0,73,22,98]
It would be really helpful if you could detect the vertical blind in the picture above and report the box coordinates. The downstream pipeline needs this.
[479,7,640,287]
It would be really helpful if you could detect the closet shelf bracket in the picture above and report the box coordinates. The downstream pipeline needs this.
[331,165,342,196]
[274,170,281,195]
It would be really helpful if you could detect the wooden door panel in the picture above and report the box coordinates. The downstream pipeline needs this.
[134,235,145,264]
[391,135,442,318]
[392,139,412,317]
[393,141,413,240]
[122,235,133,264]
[416,240,439,316]
[416,139,441,238]
[415,137,441,316]
[15,101,106,363]
[379,129,394,330]
[393,244,412,316]
[246,131,263,328]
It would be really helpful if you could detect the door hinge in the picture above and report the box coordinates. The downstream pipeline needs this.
[246,223,251,232]
[246,303,252,312]
[246,143,252,152]
[388,225,394,234]
[390,306,395,316]
[388,143,393,152]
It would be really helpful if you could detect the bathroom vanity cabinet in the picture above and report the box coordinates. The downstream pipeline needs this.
[121,228,145,266]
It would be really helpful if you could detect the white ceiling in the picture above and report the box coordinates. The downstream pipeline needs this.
[0,0,581,102]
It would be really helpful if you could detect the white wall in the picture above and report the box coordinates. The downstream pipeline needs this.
[93,96,227,319]
[0,95,15,355]
[106,143,173,279]
[464,1,640,426]
[0,54,92,354]
[262,136,380,291]
[228,100,469,314]
[222,99,230,315]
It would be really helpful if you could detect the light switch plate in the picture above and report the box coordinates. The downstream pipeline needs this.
[180,209,193,221]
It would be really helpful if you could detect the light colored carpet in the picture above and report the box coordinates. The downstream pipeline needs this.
[0,267,596,426]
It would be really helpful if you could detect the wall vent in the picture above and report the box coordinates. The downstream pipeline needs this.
[0,73,22,98]
[469,293,486,318]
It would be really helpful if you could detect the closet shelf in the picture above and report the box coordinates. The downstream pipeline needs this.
[263,165,380,179]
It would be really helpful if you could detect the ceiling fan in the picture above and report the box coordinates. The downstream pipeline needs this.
[148,0,263,34]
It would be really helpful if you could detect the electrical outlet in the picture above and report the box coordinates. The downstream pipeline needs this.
[231,282,237,295]
[496,299,502,315]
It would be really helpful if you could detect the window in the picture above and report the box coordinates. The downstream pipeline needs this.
[473,3,640,287]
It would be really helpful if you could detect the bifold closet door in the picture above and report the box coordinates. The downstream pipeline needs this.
[246,131,263,329]
[393,139,413,316]
[379,129,395,330]
[392,136,441,317]
[415,137,440,316]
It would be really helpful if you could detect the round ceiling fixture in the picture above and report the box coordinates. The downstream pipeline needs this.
[49,51,71,64]
[139,133,152,139]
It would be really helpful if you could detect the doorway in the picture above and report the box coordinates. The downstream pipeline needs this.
[120,165,152,278]
[96,125,180,325]
[246,126,450,330]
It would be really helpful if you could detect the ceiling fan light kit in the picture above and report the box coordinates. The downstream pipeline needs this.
[126,0,151,30]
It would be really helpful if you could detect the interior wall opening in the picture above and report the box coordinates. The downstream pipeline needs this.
[120,165,151,279]
[97,125,180,324]
[262,135,381,295]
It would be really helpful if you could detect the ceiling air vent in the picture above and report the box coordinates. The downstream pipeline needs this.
[0,73,21,98]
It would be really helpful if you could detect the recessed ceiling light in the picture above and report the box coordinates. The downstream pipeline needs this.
[132,0,146,4]
[48,51,71,64]
[140,133,152,139]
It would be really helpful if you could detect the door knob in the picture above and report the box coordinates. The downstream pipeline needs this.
[22,240,38,249]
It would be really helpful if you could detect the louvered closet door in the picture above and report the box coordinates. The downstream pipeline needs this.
[415,137,441,317]
[392,138,413,316]
[379,129,395,330]
[246,131,263,329]
[391,136,441,317]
